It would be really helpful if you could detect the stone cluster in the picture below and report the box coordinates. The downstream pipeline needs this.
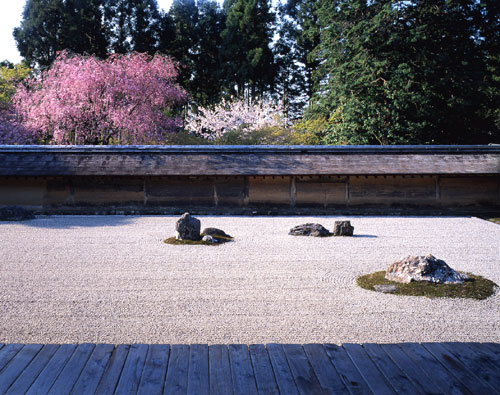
[175,213,232,243]
[289,220,354,237]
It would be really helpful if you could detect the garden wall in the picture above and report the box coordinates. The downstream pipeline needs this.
[1,145,499,214]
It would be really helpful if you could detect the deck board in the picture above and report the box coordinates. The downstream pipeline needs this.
[164,345,190,395]
[26,344,77,395]
[47,343,95,394]
[138,344,170,395]
[187,344,209,395]
[1,342,498,394]
[249,344,279,395]
[6,344,59,395]
[0,344,43,394]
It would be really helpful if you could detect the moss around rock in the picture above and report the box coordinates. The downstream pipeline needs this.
[357,271,497,300]
[164,233,233,246]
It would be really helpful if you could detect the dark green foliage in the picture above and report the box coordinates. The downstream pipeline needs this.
[14,0,67,67]
[104,0,161,55]
[221,0,276,98]
[309,0,500,145]
[64,0,108,58]
[357,271,498,300]
[168,0,199,91]
[194,0,226,106]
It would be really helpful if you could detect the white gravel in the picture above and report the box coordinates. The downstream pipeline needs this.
[0,215,499,344]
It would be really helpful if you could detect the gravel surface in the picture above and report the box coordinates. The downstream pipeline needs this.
[1,215,499,344]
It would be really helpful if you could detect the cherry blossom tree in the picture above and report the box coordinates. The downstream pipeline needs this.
[186,97,286,140]
[13,51,187,144]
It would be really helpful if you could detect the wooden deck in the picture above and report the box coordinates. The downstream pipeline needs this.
[0,342,499,394]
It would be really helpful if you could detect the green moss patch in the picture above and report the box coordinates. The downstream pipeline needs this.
[488,218,500,225]
[163,234,233,246]
[357,271,497,300]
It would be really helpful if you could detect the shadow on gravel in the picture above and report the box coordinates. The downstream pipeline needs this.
[0,215,138,229]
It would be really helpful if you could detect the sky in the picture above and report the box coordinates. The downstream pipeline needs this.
[0,0,177,64]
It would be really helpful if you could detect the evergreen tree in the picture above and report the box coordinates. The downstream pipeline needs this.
[221,0,275,98]
[14,0,67,67]
[168,0,199,91]
[104,0,161,55]
[274,0,319,119]
[310,0,499,145]
[64,0,108,58]
[194,0,226,106]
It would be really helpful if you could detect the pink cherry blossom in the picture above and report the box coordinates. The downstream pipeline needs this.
[13,51,187,144]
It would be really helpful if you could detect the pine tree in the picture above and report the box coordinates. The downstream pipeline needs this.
[310,0,499,145]
[168,0,199,92]
[64,0,108,58]
[14,0,67,67]
[221,0,275,99]
[194,0,226,106]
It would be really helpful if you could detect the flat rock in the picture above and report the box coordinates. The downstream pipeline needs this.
[202,235,217,243]
[202,227,232,239]
[289,223,330,237]
[385,254,468,284]
[333,221,354,236]
[175,212,201,241]
[374,284,398,293]
[0,206,35,221]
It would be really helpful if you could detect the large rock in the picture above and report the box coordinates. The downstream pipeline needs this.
[385,254,468,284]
[202,227,232,239]
[0,206,35,221]
[333,221,354,236]
[175,213,201,241]
[289,223,330,237]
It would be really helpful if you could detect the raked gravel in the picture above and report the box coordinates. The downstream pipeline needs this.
[0,215,499,344]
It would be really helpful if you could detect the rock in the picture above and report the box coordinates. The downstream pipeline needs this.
[202,227,232,239]
[202,235,217,243]
[0,206,35,221]
[374,284,398,293]
[289,223,330,237]
[333,221,354,236]
[385,254,467,284]
[175,213,201,241]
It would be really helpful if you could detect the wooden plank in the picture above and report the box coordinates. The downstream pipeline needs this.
[209,345,233,395]
[70,344,115,394]
[187,344,209,395]
[399,343,473,394]
[423,342,498,394]
[442,342,500,391]
[362,344,421,395]
[6,344,59,395]
[342,343,395,394]
[266,343,299,395]
[0,344,24,373]
[302,344,348,395]
[281,344,323,395]
[94,344,130,394]
[164,344,190,395]
[47,343,95,394]
[0,344,43,393]
[380,343,449,394]
[26,344,77,395]
[228,344,258,395]
[114,343,148,394]
[137,344,170,395]
[323,344,372,395]
[248,344,279,395]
